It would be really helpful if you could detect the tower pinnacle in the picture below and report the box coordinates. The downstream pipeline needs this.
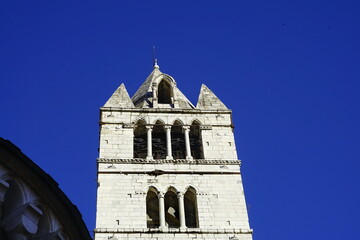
[154,58,159,69]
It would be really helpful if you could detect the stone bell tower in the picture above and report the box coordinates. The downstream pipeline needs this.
[94,62,253,240]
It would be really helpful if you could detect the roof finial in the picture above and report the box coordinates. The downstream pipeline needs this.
[153,46,159,69]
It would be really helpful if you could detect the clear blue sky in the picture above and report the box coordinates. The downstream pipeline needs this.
[1,1,359,239]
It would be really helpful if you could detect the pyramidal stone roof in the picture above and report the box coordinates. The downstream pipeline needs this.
[196,84,228,110]
[103,83,135,108]
[131,65,162,108]
[103,64,228,110]
[131,64,195,109]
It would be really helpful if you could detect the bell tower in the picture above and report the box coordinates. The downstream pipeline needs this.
[94,63,253,240]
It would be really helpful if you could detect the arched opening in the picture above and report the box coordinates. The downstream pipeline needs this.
[184,188,198,228]
[2,179,23,217]
[190,120,203,159]
[0,179,24,239]
[164,189,180,228]
[33,204,52,237]
[171,121,186,159]
[158,80,172,104]
[134,119,147,158]
[153,121,166,159]
[146,190,159,228]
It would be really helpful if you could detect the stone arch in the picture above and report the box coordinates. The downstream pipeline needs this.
[2,177,25,210]
[153,120,166,159]
[153,75,176,106]
[0,178,30,239]
[146,187,160,228]
[184,187,198,228]
[171,118,184,126]
[134,119,147,158]
[164,185,178,193]
[32,202,52,237]
[183,185,199,193]
[151,118,166,125]
[132,117,147,125]
[164,187,180,228]
[190,120,203,159]
[171,120,186,159]
[146,186,159,194]
[190,118,202,125]
[158,80,172,104]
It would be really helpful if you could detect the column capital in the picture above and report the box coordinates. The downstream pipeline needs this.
[164,125,172,130]
[146,125,153,130]
[182,126,190,131]
[177,191,185,198]
[157,192,165,198]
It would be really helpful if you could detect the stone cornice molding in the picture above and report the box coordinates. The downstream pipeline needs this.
[123,123,134,128]
[99,122,232,128]
[100,107,232,114]
[200,125,212,130]
[94,228,253,234]
[97,158,241,165]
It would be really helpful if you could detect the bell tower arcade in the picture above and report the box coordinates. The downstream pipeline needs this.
[94,63,253,240]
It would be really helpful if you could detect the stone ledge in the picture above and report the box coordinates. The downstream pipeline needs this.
[97,158,241,165]
[94,228,253,234]
[100,107,232,114]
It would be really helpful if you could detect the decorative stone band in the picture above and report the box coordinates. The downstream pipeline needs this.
[97,158,241,165]
[123,123,135,128]
[94,228,253,234]
[99,122,231,128]
[200,125,212,130]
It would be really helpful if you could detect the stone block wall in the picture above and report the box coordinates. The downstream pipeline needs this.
[95,162,251,232]
[95,107,252,240]
[99,109,238,160]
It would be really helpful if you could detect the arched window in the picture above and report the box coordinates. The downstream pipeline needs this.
[2,179,23,217]
[33,204,50,237]
[190,120,203,159]
[171,121,186,159]
[153,120,166,159]
[146,189,159,228]
[158,80,172,104]
[164,188,180,228]
[134,119,147,158]
[184,187,198,228]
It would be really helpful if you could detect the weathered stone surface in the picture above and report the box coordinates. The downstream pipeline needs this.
[131,65,194,109]
[0,138,91,240]
[95,65,252,240]
[104,83,135,108]
[196,84,228,110]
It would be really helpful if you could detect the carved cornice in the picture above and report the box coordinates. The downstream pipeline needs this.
[200,125,212,130]
[100,107,232,114]
[97,158,241,165]
[94,227,253,234]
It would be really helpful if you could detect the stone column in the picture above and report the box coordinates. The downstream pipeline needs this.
[152,85,158,108]
[158,192,166,229]
[183,126,193,160]
[177,191,186,229]
[165,126,173,160]
[146,126,153,160]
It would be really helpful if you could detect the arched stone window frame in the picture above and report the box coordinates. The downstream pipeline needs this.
[189,119,204,159]
[152,74,178,108]
[133,119,148,159]
[152,119,167,160]
[171,120,186,159]
[146,186,160,228]
[0,177,69,239]
[164,186,180,228]
[183,186,199,228]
